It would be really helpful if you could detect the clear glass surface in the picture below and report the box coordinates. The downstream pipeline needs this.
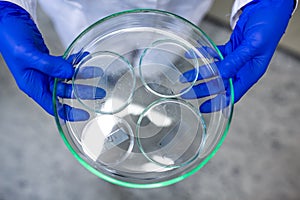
[53,9,234,189]
[136,98,206,168]
[139,39,199,98]
[72,51,135,114]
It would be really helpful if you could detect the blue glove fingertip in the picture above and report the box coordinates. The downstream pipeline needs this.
[95,87,106,99]
[184,49,199,59]
[58,104,90,121]
[179,68,198,83]
[75,66,104,79]
[50,56,75,78]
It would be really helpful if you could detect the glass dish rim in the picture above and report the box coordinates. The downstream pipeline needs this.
[52,8,234,189]
[136,97,207,169]
[71,50,136,114]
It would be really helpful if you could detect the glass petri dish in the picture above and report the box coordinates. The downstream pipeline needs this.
[81,114,134,166]
[139,39,199,98]
[136,98,206,168]
[72,51,135,114]
[53,9,234,189]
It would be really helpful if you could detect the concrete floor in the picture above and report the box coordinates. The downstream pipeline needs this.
[1,5,300,200]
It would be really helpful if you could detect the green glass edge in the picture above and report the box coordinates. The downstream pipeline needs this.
[53,8,235,189]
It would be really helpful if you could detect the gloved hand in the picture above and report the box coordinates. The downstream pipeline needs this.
[217,0,295,103]
[182,0,295,112]
[0,2,105,120]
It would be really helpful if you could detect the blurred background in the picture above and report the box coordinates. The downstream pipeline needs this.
[1,1,300,200]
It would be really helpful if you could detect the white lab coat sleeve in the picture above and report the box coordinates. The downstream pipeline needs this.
[2,0,37,21]
[230,0,299,29]
[230,0,252,28]
[294,0,299,12]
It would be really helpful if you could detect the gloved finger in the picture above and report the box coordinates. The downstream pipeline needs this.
[66,51,90,65]
[181,77,227,99]
[199,93,231,113]
[53,91,90,121]
[216,44,232,58]
[45,93,91,122]
[180,64,219,83]
[35,84,89,121]
[74,66,104,79]
[182,45,223,83]
[25,78,88,121]
[54,82,106,99]
[216,40,254,79]
[231,79,249,103]
[19,71,56,116]
[185,46,222,60]
[28,51,74,78]
[36,87,58,116]
[230,61,266,103]
[57,103,90,121]
[202,46,223,60]
[23,72,89,121]
[185,49,199,59]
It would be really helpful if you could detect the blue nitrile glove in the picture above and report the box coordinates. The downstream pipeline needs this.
[0,2,105,121]
[182,0,295,112]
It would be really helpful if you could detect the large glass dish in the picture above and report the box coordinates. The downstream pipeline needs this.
[53,9,234,189]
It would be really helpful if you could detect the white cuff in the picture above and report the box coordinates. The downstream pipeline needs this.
[230,0,298,29]
[2,0,37,21]
[230,0,253,29]
[294,0,299,12]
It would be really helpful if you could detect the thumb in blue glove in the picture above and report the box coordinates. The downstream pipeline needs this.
[0,2,72,115]
[0,2,105,121]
